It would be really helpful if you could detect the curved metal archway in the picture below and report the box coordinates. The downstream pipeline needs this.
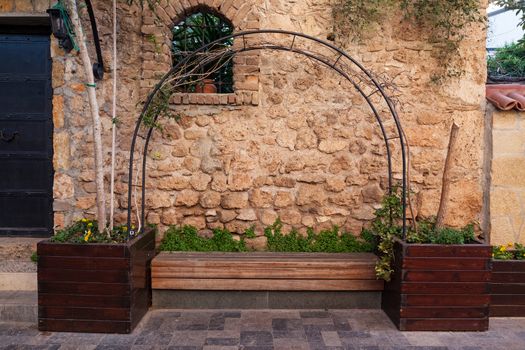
[126,29,408,237]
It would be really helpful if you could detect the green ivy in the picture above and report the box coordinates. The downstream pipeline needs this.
[332,0,484,82]
[159,225,248,252]
[264,218,375,253]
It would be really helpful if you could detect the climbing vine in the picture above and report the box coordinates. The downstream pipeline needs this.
[332,0,485,82]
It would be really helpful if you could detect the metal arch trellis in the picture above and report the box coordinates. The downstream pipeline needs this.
[126,29,408,238]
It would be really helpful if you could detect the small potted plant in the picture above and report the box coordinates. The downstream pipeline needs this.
[37,219,155,333]
[372,192,491,331]
[490,243,525,317]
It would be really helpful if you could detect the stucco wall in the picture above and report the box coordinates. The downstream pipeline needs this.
[490,108,525,245]
[1,0,488,238]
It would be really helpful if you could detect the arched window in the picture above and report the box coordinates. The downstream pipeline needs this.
[172,11,234,94]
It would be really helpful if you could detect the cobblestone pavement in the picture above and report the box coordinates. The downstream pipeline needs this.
[1,310,524,350]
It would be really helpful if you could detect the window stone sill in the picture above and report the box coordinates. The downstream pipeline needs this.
[170,93,237,105]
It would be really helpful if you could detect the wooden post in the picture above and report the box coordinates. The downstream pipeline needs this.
[435,122,460,229]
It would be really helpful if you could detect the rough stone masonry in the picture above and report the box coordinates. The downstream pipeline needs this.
[1,0,488,241]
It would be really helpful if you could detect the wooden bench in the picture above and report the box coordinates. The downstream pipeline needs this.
[152,252,383,291]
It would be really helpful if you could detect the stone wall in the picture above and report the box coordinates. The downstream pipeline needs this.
[1,0,489,239]
[490,108,525,245]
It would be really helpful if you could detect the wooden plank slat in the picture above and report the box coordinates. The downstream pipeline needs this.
[39,293,130,308]
[152,278,384,291]
[492,260,525,272]
[491,294,525,305]
[399,318,489,331]
[490,283,525,294]
[152,259,376,268]
[404,245,491,258]
[154,252,376,260]
[403,294,490,307]
[400,307,488,319]
[38,306,129,321]
[401,282,488,294]
[152,266,376,280]
[37,268,129,283]
[402,257,489,270]
[489,305,525,317]
[404,271,490,282]
[38,281,130,296]
[37,242,127,258]
[38,318,130,334]
[491,272,525,283]
[38,256,129,270]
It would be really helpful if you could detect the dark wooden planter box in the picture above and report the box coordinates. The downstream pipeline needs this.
[382,239,491,331]
[490,258,525,317]
[37,228,156,333]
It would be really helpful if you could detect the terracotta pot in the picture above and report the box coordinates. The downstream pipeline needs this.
[195,79,217,93]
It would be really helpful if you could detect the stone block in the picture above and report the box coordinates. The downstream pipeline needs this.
[493,130,525,154]
[14,0,32,12]
[492,158,525,187]
[175,190,200,207]
[0,0,14,12]
[221,192,249,209]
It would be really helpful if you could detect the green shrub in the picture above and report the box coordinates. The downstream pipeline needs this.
[264,219,375,253]
[370,188,480,281]
[488,42,525,80]
[159,225,248,252]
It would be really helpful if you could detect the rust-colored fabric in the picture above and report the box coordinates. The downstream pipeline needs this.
[486,84,525,111]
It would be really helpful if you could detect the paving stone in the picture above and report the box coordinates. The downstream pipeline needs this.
[272,318,303,331]
[134,332,172,346]
[299,311,330,318]
[170,331,208,347]
[204,337,239,346]
[322,331,342,347]
[240,331,273,347]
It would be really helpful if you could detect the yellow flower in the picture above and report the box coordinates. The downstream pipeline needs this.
[507,243,513,247]
[131,224,136,230]
[122,226,128,232]
[81,218,87,223]
[87,222,93,227]
[500,246,506,252]
[84,229,92,242]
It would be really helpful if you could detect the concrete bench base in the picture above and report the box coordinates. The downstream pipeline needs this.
[153,290,381,309]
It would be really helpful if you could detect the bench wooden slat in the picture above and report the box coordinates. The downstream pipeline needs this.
[153,278,383,291]
[152,266,377,280]
[154,252,376,261]
[152,260,376,269]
